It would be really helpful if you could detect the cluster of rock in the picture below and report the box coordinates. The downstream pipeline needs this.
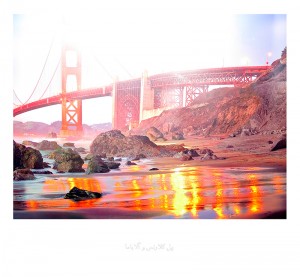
[86,155,120,174]
[13,128,231,182]
[13,139,88,180]
[174,148,224,161]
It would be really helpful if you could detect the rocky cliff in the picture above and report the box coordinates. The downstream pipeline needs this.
[134,49,286,137]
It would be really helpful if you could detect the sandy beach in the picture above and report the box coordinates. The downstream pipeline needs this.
[13,133,286,219]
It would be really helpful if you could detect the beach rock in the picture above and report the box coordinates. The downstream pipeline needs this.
[107,157,115,161]
[226,145,234,148]
[185,149,200,157]
[13,168,35,181]
[64,186,102,201]
[105,161,121,169]
[90,129,161,157]
[86,155,110,174]
[14,141,44,170]
[271,137,286,151]
[51,148,84,173]
[84,153,94,160]
[180,154,193,161]
[126,161,137,165]
[75,147,86,153]
[197,148,214,155]
[268,140,273,144]
[149,168,159,171]
[63,142,75,147]
[31,170,53,174]
[146,127,165,141]
[37,140,61,151]
[131,153,147,161]
[201,153,219,160]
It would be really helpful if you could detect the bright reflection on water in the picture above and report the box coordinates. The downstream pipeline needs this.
[14,166,286,219]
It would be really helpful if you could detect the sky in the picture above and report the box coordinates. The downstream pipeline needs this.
[13,12,286,125]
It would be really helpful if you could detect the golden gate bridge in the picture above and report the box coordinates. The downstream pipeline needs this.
[13,38,270,137]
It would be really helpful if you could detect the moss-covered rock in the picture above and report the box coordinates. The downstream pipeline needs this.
[86,155,110,174]
[51,148,84,173]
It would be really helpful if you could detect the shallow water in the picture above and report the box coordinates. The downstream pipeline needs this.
[13,158,286,219]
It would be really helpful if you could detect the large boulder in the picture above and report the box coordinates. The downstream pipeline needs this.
[90,130,162,157]
[146,127,165,142]
[37,140,61,151]
[64,186,102,201]
[14,141,43,170]
[21,146,44,169]
[86,155,110,174]
[13,168,35,181]
[51,148,84,173]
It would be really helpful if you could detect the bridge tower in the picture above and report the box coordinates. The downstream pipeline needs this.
[60,45,83,137]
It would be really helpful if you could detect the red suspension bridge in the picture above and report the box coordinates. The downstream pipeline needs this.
[13,42,270,137]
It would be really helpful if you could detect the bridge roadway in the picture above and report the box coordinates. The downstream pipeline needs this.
[13,65,270,117]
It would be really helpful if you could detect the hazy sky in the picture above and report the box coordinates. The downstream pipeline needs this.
[13,12,286,125]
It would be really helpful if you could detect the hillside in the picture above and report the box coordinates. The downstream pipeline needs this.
[134,49,286,137]
[13,120,112,137]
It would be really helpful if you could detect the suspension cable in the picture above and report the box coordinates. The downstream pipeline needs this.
[114,58,134,78]
[38,57,61,100]
[13,89,24,105]
[22,36,56,104]
[91,52,115,81]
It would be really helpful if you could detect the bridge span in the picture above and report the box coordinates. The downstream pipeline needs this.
[13,65,270,134]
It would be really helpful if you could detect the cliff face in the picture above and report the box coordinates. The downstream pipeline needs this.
[135,53,286,137]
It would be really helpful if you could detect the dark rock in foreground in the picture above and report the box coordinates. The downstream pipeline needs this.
[64,186,102,201]
[13,168,35,181]
[51,148,85,172]
[149,168,159,171]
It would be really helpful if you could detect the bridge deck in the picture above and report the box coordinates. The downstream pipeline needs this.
[13,66,270,116]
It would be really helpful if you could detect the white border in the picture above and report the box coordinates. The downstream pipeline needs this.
[1,0,300,276]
